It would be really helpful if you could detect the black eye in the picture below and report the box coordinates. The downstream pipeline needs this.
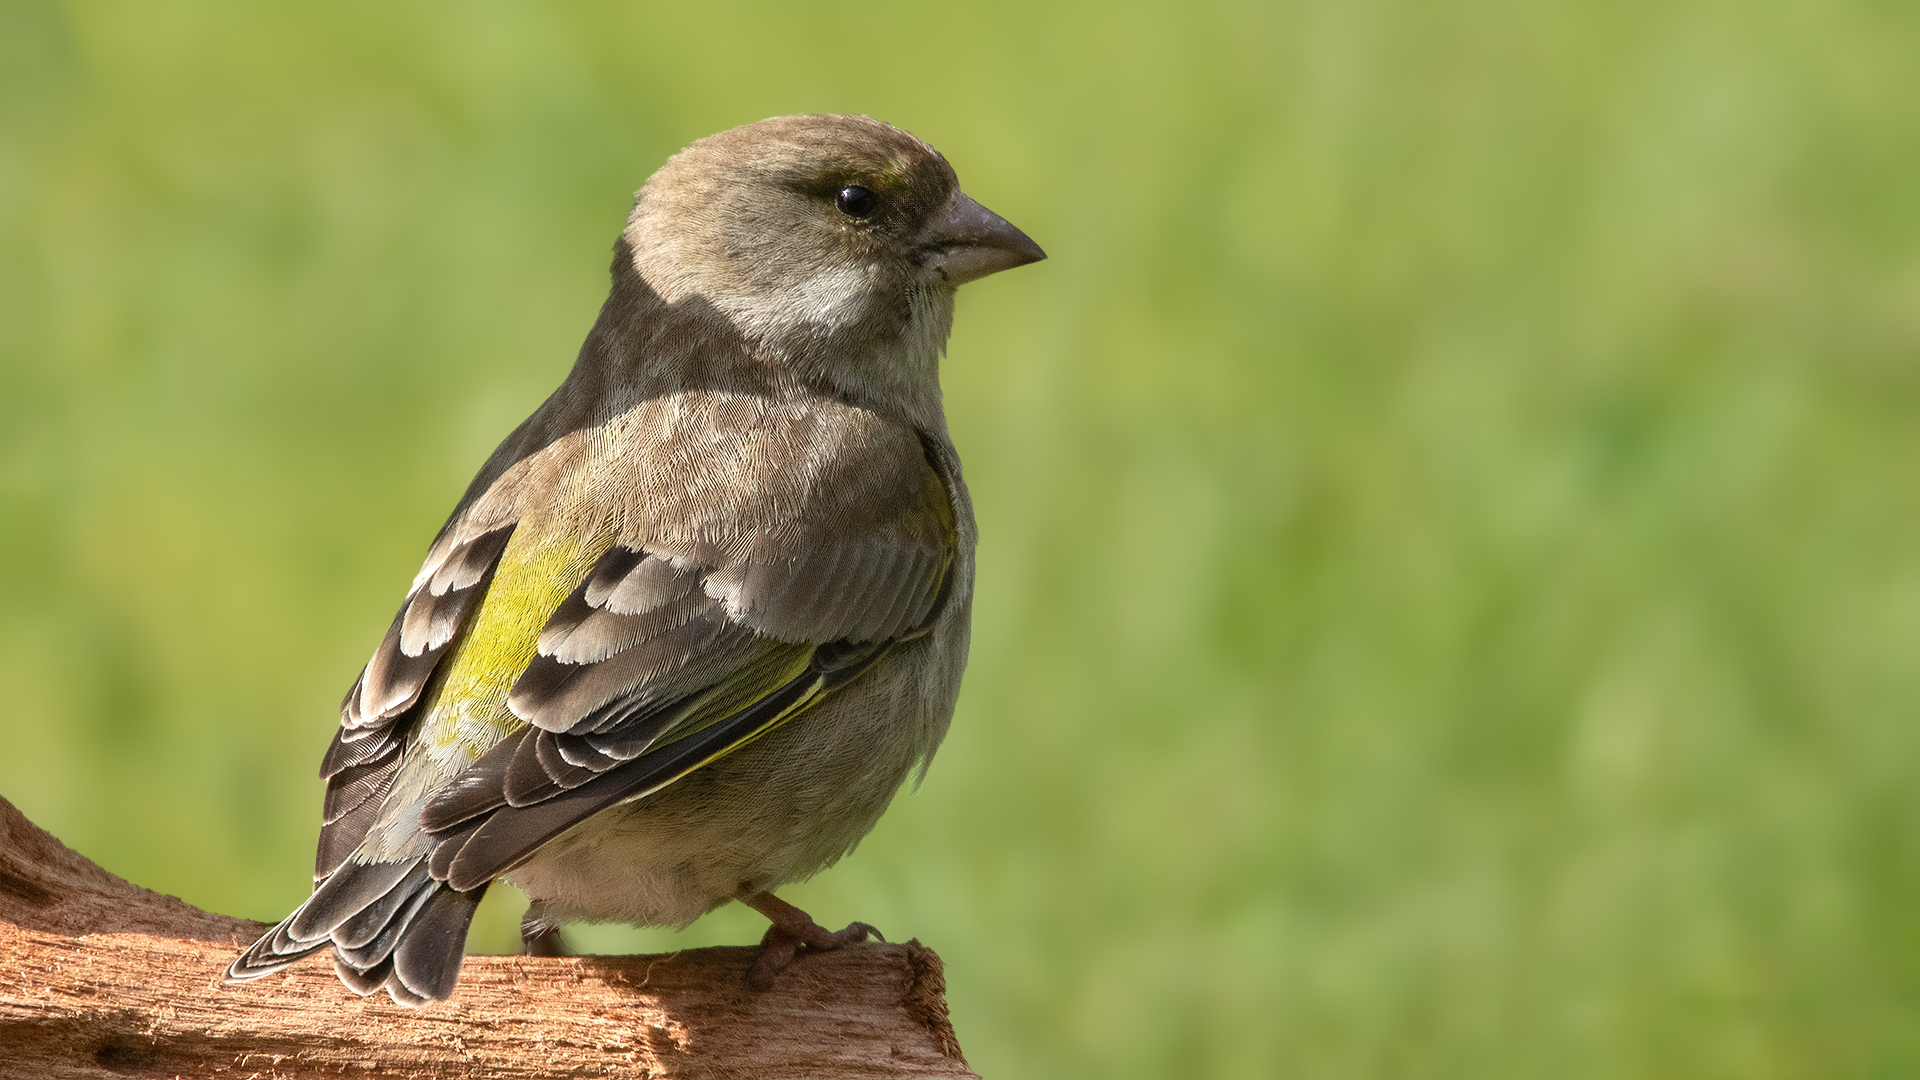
[835,185,878,219]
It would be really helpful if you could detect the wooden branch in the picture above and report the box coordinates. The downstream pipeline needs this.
[0,796,976,1078]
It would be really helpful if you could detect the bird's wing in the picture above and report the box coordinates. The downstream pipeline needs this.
[313,522,519,878]
[412,432,960,892]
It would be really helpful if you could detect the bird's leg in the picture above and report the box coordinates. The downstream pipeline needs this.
[521,911,570,957]
[736,883,882,989]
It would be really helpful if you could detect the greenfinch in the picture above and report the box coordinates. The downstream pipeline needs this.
[227,114,1044,1004]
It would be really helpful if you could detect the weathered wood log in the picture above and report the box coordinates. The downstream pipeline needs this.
[0,796,975,1078]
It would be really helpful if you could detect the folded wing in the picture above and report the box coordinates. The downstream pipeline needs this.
[419,447,956,891]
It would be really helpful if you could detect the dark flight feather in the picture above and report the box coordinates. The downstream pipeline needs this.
[534,727,610,783]
[310,524,517,879]
[348,524,516,728]
[416,752,517,835]
[314,796,384,880]
[318,723,399,776]
[433,659,835,892]
[321,758,397,826]
[510,607,755,733]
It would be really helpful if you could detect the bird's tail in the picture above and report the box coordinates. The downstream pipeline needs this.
[226,858,486,1006]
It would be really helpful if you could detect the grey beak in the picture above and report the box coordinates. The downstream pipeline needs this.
[921,190,1047,286]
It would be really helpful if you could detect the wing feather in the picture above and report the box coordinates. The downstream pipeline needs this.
[704,459,955,642]
[347,525,516,728]
[312,524,516,878]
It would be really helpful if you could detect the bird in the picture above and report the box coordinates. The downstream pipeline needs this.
[225,114,1044,1005]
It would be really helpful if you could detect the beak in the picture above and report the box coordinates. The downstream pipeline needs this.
[920,190,1047,286]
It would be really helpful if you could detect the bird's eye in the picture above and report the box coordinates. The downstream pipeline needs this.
[835,185,878,219]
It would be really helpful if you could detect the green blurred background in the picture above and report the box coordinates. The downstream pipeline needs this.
[4,1,1919,1076]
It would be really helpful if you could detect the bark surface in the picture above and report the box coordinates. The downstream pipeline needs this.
[0,796,975,1079]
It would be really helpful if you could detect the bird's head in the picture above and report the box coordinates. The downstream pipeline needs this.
[622,114,1045,416]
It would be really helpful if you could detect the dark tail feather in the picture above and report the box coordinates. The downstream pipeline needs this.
[333,953,395,996]
[227,858,485,1006]
[390,883,486,1002]
[333,862,434,948]
[288,858,415,940]
[227,910,331,979]
[335,872,440,969]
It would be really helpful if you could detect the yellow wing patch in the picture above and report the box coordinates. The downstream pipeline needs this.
[417,523,614,775]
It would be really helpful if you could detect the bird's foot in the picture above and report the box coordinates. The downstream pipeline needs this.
[737,885,883,990]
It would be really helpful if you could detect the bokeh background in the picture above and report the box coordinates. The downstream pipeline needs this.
[4,1,1919,1076]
